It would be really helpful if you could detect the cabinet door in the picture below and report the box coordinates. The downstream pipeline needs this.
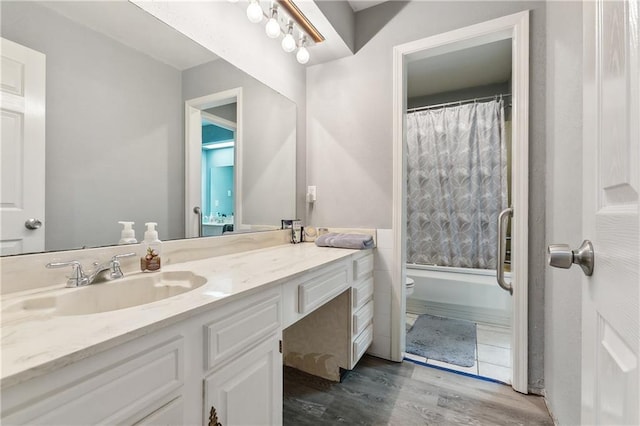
[204,335,282,426]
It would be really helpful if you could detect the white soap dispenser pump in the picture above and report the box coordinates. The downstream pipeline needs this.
[140,222,161,272]
[118,221,137,244]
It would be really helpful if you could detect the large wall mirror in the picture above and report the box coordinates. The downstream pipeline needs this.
[0,1,296,256]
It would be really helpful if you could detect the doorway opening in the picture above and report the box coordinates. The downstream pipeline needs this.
[404,38,513,383]
[185,88,242,239]
[392,11,530,393]
[201,110,236,236]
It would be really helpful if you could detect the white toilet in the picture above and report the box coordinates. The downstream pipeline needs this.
[405,277,415,297]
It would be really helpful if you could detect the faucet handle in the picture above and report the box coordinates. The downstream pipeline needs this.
[46,260,88,287]
[109,252,136,279]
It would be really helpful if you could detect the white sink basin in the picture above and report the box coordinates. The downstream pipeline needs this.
[4,271,207,316]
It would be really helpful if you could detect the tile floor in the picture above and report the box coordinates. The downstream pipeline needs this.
[405,312,512,384]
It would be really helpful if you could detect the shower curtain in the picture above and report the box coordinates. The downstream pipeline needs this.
[406,99,507,269]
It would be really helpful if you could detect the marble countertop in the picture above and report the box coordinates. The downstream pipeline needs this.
[0,243,359,389]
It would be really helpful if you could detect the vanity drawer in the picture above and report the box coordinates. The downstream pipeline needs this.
[204,292,280,370]
[298,267,349,315]
[352,276,374,310]
[352,324,373,366]
[353,300,374,336]
[2,337,183,425]
[353,253,374,282]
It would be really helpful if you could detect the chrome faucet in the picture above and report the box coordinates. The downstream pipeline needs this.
[46,253,136,288]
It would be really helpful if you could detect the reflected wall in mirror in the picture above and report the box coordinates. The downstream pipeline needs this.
[183,59,296,239]
[0,1,296,256]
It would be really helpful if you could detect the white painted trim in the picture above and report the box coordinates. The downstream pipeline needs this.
[185,88,243,237]
[510,11,530,395]
[185,103,202,238]
[201,111,237,132]
[391,10,530,393]
[391,43,407,363]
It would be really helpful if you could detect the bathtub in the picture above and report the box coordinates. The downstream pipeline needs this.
[406,264,512,327]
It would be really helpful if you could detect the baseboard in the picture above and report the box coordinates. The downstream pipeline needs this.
[406,299,511,328]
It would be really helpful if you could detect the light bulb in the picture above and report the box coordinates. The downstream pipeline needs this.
[265,18,280,38]
[296,46,310,64]
[281,33,296,52]
[246,0,263,24]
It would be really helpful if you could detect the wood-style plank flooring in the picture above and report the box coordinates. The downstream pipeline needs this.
[284,355,554,425]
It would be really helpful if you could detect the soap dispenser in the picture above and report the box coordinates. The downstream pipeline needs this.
[118,221,137,244]
[140,222,162,272]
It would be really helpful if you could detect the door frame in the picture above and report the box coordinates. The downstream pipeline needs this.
[391,11,530,393]
[185,88,242,238]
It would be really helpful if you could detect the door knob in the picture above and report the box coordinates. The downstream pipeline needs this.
[24,218,42,230]
[547,240,594,276]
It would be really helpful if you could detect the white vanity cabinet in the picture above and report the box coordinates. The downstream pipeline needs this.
[1,288,282,426]
[0,329,185,425]
[201,288,282,426]
[1,246,374,426]
[282,250,374,380]
[349,251,375,369]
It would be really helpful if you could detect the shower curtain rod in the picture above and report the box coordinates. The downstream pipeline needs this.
[406,93,512,113]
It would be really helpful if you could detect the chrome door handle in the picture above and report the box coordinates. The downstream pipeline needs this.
[24,218,42,230]
[496,207,513,295]
[547,240,594,276]
[193,206,202,237]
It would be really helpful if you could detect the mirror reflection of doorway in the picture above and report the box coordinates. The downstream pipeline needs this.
[185,88,242,239]
[201,110,236,237]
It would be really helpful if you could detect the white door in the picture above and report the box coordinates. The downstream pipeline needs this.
[582,0,639,424]
[0,38,46,255]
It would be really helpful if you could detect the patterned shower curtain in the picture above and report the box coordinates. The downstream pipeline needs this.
[406,99,507,269]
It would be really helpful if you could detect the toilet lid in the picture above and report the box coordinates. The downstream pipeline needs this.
[405,277,415,287]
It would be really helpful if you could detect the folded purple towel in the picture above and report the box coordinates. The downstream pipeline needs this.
[314,233,375,250]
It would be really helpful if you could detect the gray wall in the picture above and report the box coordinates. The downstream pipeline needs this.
[133,1,308,226]
[314,1,356,53]
[1,2,183,250]
[306,1,547,394]
[544,1,583,424]
[183,60,297,227]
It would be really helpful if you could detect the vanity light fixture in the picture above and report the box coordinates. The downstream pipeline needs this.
[237,0,323,65]
[276,0,324,44]
[265,5,281,38]
[281,21,296,52]
[296,35,310,64]
[246,0,263,24]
